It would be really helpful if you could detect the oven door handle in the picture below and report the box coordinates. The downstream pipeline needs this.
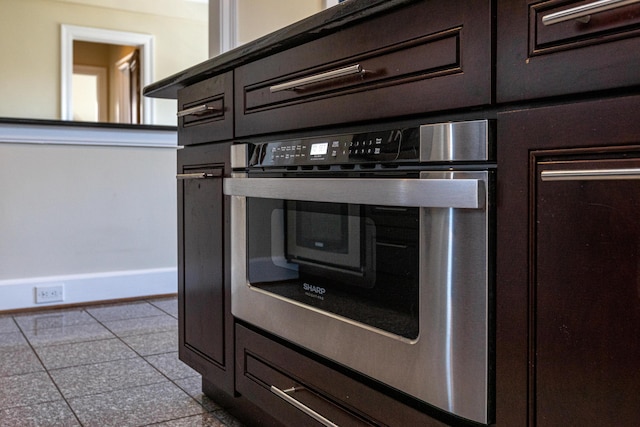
[223,177,484,209]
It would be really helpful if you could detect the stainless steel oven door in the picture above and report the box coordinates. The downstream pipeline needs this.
[224,171,491,424]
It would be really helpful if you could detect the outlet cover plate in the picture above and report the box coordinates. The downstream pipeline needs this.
[35,285,64,304]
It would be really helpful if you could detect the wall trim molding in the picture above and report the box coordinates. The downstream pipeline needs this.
[0,268,177,311]
[0,122,177,148]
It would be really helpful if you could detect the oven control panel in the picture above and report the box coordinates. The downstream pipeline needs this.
[249,129,419,167]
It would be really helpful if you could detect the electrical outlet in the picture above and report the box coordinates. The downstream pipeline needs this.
[35,284,65,304]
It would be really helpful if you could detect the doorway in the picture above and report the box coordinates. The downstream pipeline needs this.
[61,25,154,124]
[72,41,141,123]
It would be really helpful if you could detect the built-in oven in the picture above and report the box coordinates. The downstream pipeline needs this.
[224,120,494,424]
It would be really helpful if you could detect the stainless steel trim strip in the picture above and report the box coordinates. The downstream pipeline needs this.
[176,104,218,118]
[230,144,249,169]
[270,64,364,93]
[270,386,339,427]
[542,0,640,25]
[223,177,484,209]
[419,120,489,162]
[541,168,640,181]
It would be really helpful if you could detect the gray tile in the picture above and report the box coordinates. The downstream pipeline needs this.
[0,331,29,353]
[121,330,178,356]
[0,371,63,409]
[174,376,221,412]
[0,400,80,427]
[148,297,178,318]
[35,338,137,370]
[209,410,245,427]
[0,317,18,333]
[50,357,166,399]
[86,301,165,322]
[145,352,198,381]
[69,381,204,427]
[14,309,96,331]
[0,347,43,378]
[103,314,177,337]
[148,412,229,427]
[22,322,114,348]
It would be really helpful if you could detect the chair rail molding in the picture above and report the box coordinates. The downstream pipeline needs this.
[0,121,177,148]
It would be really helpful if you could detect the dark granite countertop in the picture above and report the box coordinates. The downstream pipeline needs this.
[143,0,419,100]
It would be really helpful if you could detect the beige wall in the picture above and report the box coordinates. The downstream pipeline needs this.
[0,0,208,125]
[237,0,325,45]
[208,0,327,55]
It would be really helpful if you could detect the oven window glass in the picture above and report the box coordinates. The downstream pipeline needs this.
[291,201,348,253]
[246,197,419,339]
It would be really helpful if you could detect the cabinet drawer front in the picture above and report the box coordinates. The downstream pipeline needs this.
[235,324,448,427]
[235,1,491,136]
[177,72,233,145]
[498,0,640,102]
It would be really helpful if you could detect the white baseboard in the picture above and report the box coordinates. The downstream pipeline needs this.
[0,268,177,312]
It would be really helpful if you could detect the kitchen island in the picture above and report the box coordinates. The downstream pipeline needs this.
[145,0,640,425]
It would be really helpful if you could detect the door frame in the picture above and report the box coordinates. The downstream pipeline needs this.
[61,24,154,124]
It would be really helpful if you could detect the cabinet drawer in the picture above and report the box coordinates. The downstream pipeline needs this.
[177,72,233,145]
[236,324,447,427]
[235,0,491,137]
[497,0,640,102]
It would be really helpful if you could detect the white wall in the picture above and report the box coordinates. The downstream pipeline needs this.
[0,124,177,311]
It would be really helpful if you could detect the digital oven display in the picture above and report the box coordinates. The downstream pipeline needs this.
[310,142,328,156]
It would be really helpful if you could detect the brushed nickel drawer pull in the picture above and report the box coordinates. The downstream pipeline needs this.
[270,386,339,427]
[270,64,365,93]
[176,172,216,180]
[541,168,640,181]
[176,104,219,118]
[542,0,640,26]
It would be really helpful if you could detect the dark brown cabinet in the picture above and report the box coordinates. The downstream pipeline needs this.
[177,142,234,395]
[235,0,492,136]
[534,155,640,425]
[143,0,640,425]
[497,0,640,102]
[497,94,640,426]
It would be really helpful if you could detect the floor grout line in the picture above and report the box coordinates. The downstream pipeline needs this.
[11,311,86,426]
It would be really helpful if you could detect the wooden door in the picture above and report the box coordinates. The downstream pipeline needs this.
[534,155,640,425]
[497,94,640,426]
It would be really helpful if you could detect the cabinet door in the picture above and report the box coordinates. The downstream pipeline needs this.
[177,142,233,393]
[534,155,640,425]
[497,94,640,426]
[181,166,224,363]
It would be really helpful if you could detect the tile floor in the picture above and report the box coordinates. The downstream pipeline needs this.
[0,297,243,427]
